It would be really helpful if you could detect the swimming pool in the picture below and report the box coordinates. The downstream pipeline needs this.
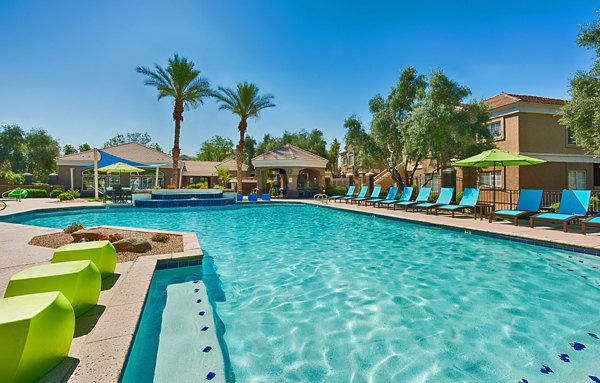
[5,204,600,382]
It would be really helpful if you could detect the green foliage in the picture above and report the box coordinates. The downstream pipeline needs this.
[0,125,27,172]
[78,143,91,152]
[255,129,328,158]
[429,192,439,202]
[0,170,25,184]
[25,129,61,181]
[103,132,163,152]
[50,189,63,198]
[187,182,208,189]
[151,232,170,243]
[344,67,491,187]
[64,222,84,234]
[549,202,560,213]
[325,185,347,196]
[216,167,230,185]
[24,188,49,198]
[456,191,464,201]
[63,144,78,155]
[196,136,234,161]
[559,13,600,154]
[327,138,341,175]
[58,189,80,201]
[243,135,257,170]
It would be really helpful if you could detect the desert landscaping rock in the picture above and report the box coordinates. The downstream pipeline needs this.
[71,229,102,242]
[113,238,152,253]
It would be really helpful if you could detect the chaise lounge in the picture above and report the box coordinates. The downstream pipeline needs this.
[412,188,454,214]
[488,189,543,226]
[393,187,431,211]
[345,186,368,204]
[582,214,600,235]
[530,190,591,232]
[353,186,381,205]
[330,186,355,202]
[435,188,480,218]
[378,187,412,209]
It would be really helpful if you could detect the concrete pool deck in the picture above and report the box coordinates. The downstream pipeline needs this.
[0,197,598,381]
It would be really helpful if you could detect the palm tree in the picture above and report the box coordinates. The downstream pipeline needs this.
[213,82,275,194]
[136,54,211,187]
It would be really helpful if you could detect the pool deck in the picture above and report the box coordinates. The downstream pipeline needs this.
[0,197,598,382]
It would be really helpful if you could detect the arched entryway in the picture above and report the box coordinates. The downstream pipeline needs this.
[297,168,323,198]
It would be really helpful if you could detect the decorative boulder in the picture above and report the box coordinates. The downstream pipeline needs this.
[71,229,101,242]
[113,238,152,253]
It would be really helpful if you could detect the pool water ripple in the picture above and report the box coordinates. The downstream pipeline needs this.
[6,204,600,382]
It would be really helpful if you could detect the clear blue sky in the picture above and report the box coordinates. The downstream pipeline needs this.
[0,1,597,155]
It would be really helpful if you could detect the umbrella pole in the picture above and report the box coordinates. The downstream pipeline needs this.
[93,148,99,201]
[155,167,159,187]
[492,162,496,210]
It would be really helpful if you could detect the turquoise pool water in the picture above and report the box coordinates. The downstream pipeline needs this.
[5,204,600,382]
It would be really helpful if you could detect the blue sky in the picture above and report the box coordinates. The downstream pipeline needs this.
[0,1,597,155]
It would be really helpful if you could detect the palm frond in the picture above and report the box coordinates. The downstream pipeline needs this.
[213,82,275,120]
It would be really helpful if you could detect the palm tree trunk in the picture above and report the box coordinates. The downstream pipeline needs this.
[236,119,247,194]
[172,101,184,188]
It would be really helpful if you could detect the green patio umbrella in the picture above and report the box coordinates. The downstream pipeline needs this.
[453,149,546,209]
[97,162,144,173]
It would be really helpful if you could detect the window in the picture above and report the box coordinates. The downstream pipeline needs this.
[567,128,577,146]
[420,173,440,192]
[348,152,355,166]
[82,173,121,191]
[479,171,502,188]
[485,121,502,139]
[594,165,600,187]
[568,170,586,190]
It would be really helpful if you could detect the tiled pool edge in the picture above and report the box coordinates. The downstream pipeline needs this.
[297,200,600,257]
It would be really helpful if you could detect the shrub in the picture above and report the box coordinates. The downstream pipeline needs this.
[429,193,439,202]
[549,202,560,212]
[58,189,80,201]
[166,184,177,189]
[50,189,63,198]
[325,185,347,196]
[64,222,84,233]
[456,191,463,201]
[23,188,49,198]
[33,182,50,186]
[97,233,123,243]
[188,182,208,189]
[0,170,25,185]
[151,232,169,243]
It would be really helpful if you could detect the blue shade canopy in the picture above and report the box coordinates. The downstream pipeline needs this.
[85,150,147,169]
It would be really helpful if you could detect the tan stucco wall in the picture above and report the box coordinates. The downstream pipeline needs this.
[517,113,583,154]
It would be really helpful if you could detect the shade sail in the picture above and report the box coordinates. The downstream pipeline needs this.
[453,149,546,167]
[97,162,144,173]
[85,150,147,169]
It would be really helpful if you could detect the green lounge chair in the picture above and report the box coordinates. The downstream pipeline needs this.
[489,189,543,226]
[0,292,74,383]
[345,185,368,204]
[530,190,591,232]
[378,186,413,209]
[4,188,28,202]
[330,186,355,202]
[435,188,481,217]
[412,188,454,214]
[353,186,381,205]
[52,240,117,278]
[366,186,398,207]
[393,187,431,211]
[582,214,600,235]
[5,260,101,317]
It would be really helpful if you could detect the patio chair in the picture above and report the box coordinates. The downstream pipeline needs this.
[530,190,591,232]
[378,187,413,209]
[329,186,355,202]
[412,188,454,214]
[489,189,543,226]
[366,186,398,207]
[435,188,481,217]
[393,187,431,211]
[582,214,600,235]
[341,186,367,203]
[353,186,381,205]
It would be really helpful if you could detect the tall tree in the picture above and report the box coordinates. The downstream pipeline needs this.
[63,144,78,155]
[254,129,328,158]
[0,125,27,172]
[137,54,211,187]
[559,13,600,154]
[103,132,163,152]
[327,138,341,175]
[25,129,60,180]
[196,135,234,161]
[78,143,91,152]
[213,82,275,194]
[243,135,257,171]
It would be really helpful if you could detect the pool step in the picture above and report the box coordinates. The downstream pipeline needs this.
[154,280,225,382]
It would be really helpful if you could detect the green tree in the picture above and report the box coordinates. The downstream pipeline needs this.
[63,144,78,155]
[103,132,163,152]
[213,82,275,194]
[137,54,211,187]
[0,125,27,172]
[26,129,60,180]
[78,143,91,152]
[243,135,257,170]
[196,135,234,161]
[559,13,600,154]
[254,129,328,158]
[327,138,341,175]
[216,167,231,186]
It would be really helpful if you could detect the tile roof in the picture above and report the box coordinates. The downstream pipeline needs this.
[484,92,565,109]
[56,142,172,164]
[252,144,328,162]
[182,159,247,177]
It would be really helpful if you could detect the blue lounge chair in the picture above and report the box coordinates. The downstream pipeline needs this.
[378,187,413,209]
[330,186,355,202]
[530,190,591,232]
[393,187,431,211]
[412,188,454,214]
[344,186,368,204]
[352,186,381,205]
[489,189,543,226]
[435,188,480,217]
[366,186,398,207]
[582,214,600,235]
